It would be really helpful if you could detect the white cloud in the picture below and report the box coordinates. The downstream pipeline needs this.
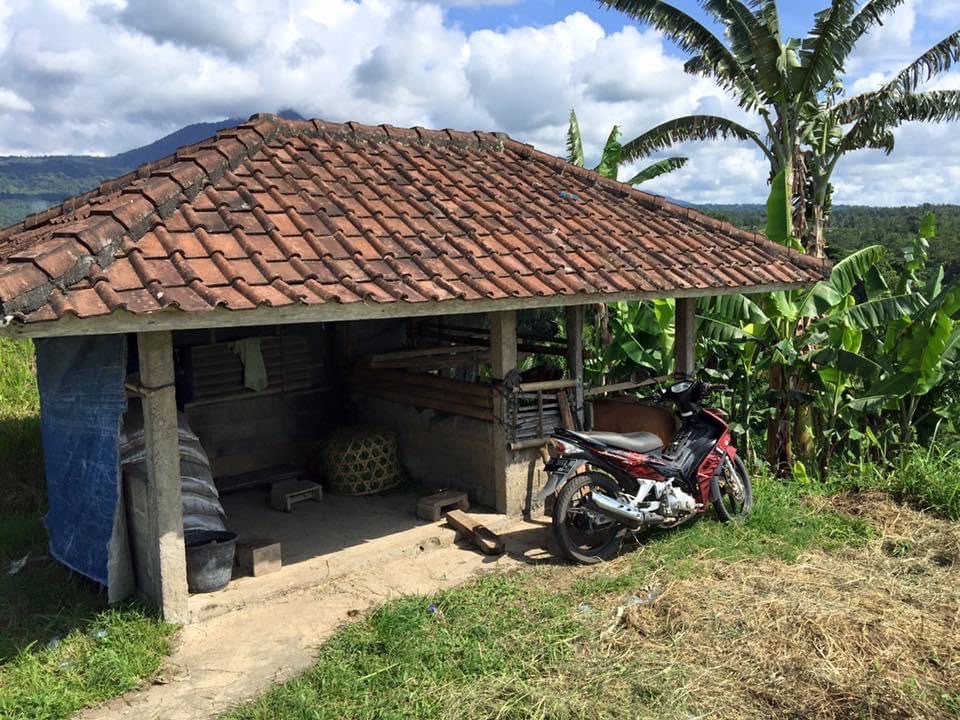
[0,87,33,112]
[0,0,953,207]
[919,0,960,20]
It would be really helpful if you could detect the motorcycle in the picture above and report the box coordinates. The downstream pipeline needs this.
[536,376,752,564]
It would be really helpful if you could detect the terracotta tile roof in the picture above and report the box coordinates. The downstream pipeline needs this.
[0,114,826,327]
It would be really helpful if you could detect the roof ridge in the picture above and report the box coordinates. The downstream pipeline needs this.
[499,136,830,274]
[0,115,286,317]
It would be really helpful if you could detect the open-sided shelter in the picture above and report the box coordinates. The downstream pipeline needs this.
[0,114,826,622]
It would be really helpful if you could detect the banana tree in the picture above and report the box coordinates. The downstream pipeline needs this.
[698,244,891,473]
[583,299,676,385]
[566,109,688,185]
[600,0,960,256]
[838,216,960,446]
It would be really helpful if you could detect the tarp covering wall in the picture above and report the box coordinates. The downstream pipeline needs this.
[35,335,127,586]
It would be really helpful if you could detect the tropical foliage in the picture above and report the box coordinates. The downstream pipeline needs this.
[587,212,960,477]
[600,0,960,256]
[565,109,688,185]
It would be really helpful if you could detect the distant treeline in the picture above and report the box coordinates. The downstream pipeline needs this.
[701,203,960,281]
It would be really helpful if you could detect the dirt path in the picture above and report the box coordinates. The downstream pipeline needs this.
[80,517,551,720]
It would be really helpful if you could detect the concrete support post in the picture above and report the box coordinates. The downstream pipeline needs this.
[675,297,697,376]
[136,331,189,624]
[490,310,526,514]
[565,305,585,427]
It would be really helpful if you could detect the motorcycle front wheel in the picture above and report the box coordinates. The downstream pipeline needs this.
[712,455,753,522]
[552,471,625,564]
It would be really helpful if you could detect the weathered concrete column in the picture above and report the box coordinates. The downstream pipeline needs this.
[674,297,697,376]
[564,305,585,427]
[490,310,527,515]
[136,331,189,623]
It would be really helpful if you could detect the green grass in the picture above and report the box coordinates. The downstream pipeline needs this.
[0,338,174,720]
[0,511,175,720]
[222,477,874,720]
[828,446,960,521]
[0,338,43,514]
[0,607,173,720]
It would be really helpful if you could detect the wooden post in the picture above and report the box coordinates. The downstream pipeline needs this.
[490,310,524,514]
[136,331,189,623]
[565,305,585,427]
[675,297,697,376]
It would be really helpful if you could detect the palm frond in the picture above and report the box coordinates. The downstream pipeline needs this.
[566,109,584,167]
[624,156,688,185]
[889,89,960,123]
[798,0,858,100]
[620,115,773,163]
[840,29,960,121]
[848,0,906,42]
[698,0,785,105]
[594,125,624,180]
[599,1,758,102]
[699,0,763,64]
[888,29,960,95]
[841,90,960,153]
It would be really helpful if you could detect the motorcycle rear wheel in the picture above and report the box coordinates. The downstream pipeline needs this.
[552,472,625,564]
[712,455,753,522]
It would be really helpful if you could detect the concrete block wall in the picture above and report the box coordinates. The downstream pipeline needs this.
[353,395,497,508]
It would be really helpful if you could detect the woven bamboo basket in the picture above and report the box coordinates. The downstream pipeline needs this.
[318,426,403,495]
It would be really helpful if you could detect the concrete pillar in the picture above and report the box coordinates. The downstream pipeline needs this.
[675,297,697,376]
[136,331,189,623]
[490,310,527,515]
[564,305,585,427]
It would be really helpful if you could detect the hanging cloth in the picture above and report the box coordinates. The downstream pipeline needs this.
[230,338,269,391]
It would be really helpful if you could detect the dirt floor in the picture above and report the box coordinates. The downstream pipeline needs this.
[80,513,551,720]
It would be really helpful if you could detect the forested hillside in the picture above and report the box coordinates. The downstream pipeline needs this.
[703,203,960,280]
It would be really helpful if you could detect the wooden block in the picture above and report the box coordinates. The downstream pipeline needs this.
[236,540,282,577]
[270,479,323,512]
[417,490,470,522]
[446,510,504,555]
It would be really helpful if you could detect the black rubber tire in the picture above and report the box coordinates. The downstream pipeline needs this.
[713,455,753,522]
[552,472,625,564]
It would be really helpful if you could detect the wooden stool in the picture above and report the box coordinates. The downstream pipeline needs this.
[417,490,469,522]
[270,479,323,512]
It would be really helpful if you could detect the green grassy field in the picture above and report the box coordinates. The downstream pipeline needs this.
[221,483,959,720]
[0,338,174,720]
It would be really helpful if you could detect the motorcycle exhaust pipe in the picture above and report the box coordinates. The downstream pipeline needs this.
[589,492,664,528]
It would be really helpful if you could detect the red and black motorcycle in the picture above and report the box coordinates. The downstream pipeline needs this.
[537,376,752,563]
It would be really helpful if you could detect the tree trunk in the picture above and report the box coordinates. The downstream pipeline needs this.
[805,203,826,257]
[793,402,815,467]
[766,363,793,476]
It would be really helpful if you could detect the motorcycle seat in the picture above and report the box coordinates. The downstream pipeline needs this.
[570,430,663,454]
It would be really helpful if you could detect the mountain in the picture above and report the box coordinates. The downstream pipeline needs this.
[0,110,304,227]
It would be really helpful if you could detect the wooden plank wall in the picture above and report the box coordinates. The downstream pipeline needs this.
[174,324,335,478]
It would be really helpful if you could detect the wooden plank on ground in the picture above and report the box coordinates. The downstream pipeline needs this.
[446,510,505,555]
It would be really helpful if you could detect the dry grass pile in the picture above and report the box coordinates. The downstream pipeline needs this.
[599,496,960,719]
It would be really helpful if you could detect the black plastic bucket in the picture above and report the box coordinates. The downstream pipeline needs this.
[184,530,237,593]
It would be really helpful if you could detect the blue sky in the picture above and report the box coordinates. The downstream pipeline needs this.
[446,0,815,36]
[0,0,956,205]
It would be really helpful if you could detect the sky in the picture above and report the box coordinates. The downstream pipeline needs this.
[0,0,957,205]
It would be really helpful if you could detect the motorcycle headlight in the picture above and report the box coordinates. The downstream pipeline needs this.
[670,380,693,394]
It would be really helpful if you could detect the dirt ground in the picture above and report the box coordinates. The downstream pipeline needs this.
[79,515,551,720]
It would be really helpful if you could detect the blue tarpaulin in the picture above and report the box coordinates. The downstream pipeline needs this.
[35,335,127,586]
